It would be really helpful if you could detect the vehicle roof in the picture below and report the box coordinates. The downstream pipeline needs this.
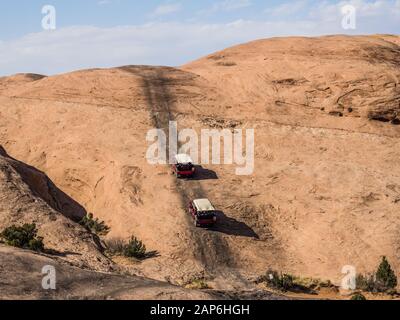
[175,154,193,164]
[193,199,215,212]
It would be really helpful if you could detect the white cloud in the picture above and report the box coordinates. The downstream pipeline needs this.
[0,21,314,75]
[310,0,400,20]
[266,0,400,21]
[98,0,111,5]
[200,0,252,15]
[97,0,121,5]
[265,0,309,16]
[219,0,252,11]
[0,0,398,76]
[150,3,181,17]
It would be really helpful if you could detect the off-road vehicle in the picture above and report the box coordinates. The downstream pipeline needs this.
[189,199,217,227]
[172,154,195,178]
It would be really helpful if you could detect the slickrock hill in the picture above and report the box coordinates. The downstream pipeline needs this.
[0,245,217,300]
[0,35,399,298]
[183,35,400,125]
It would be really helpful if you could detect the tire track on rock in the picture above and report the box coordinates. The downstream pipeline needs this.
[120,66,245,283]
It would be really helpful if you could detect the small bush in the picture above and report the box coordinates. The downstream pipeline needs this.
[0,224,44,252]
[351,293,367,301]
[186,279,211,290]
[356,273,376,292]
[356,257,398,294]
[264,269,295,292]
[257,270,331,294]
[293,277,332,291]
[105,236,147,260]
[79,213,110,236]
[123,237,147,259]
[105,238,126,256]
[375,256,397,292]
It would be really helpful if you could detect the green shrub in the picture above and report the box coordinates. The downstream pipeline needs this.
[123,237,147,259]
[356,257,398,294]
[356,274,376,292]
[105,238,126,256]
[375,256,397,292]
[351,293,367,301]
[264,269,295,292]
[105,236,147,260]
[292,277,332,291]
[79,213,110,236]
[0,224,44,252]
[186,279,212,290]
[257,270,331,294]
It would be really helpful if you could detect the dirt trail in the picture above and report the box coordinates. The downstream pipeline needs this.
[119,66,249,286]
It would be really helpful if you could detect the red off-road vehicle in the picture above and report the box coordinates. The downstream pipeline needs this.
[172,154,195,178]
[189,199,217,227]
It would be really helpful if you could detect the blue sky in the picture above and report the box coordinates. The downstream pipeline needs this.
[0,0,399,76]
[0,0,294,39]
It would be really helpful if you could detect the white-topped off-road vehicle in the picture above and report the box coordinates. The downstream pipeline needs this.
[172,154,195,178]
[188,199,217,227]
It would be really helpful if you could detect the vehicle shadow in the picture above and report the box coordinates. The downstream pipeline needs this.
[144,251,160,259]
[191,166,218,181]
[210,211,259,239]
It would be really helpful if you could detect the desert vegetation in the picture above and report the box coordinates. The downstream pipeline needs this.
[351,293,367,300]
[79,213,110,236]
[356,257,398,294]
[105,236,149,259]
[257,269,332,293]
[185,277,212,290]
[0,224,44,252]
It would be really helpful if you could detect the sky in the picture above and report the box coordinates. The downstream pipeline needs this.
[0,0,399,76]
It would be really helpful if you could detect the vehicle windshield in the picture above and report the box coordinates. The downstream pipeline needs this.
[177,163,193,171]
[198,211,216,219]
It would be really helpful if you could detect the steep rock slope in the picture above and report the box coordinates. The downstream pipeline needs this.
[0,147,112,272]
